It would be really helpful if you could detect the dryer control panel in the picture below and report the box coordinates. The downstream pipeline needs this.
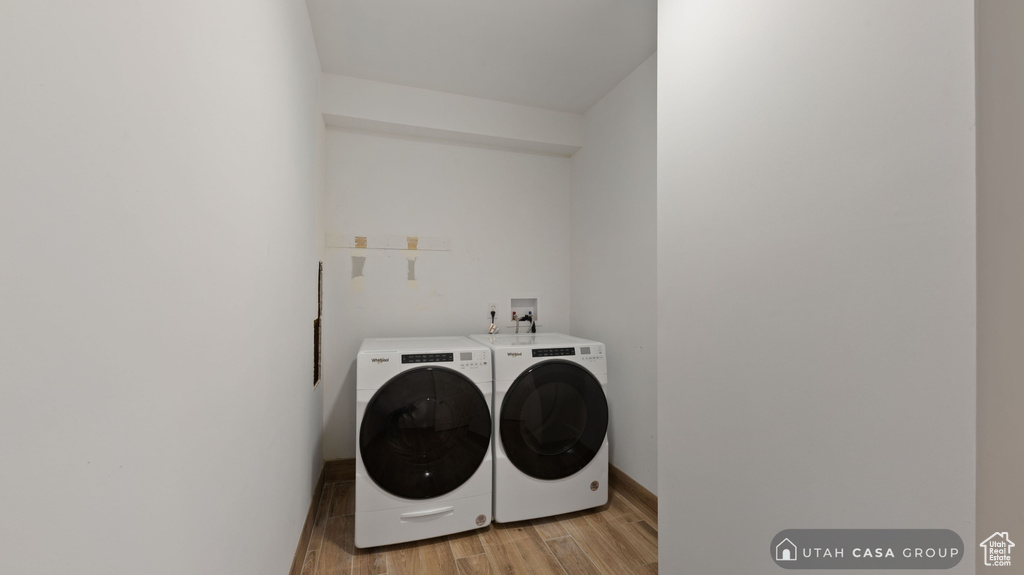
[532,347,575,357]
[454,350,490,371]
[531,345,605,362]
[578,345,605,363]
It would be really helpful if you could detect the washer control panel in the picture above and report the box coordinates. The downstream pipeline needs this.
[358,343,493,389]
[401,352,454,364]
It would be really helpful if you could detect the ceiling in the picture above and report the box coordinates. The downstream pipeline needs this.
[305,0,656,114]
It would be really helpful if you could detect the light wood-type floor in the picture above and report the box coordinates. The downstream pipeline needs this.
[300,479,658,575]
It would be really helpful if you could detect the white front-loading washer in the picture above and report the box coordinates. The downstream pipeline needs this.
[355,336,492,548]
[469,333,609,523]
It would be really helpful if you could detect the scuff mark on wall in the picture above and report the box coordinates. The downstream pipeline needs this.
[407,256,418,289]
[350,256,366,293]
[415,287,444,312]
[351,256,366,278]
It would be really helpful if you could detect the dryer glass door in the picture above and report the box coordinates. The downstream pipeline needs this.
[500,360,608,480]
[360,366,491,500]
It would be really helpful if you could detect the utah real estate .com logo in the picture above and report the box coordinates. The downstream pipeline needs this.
[980,532,1014,567]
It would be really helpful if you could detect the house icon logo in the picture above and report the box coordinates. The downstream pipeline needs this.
[776,538,798,561]
[980,532,1014,567]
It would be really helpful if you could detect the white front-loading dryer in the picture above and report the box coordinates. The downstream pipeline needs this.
[469,333,609,523]
[355,336,493,548]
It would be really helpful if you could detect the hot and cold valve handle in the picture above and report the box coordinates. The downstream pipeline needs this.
[512,311,536,333]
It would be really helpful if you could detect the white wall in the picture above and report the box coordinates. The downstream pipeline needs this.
[658,1,976,572]
[312,64,329,492]
[570,54,658,494]
[321,129,572,459]
[320,74,584,156]
[0,2,324,574]
[977,1,1024,570]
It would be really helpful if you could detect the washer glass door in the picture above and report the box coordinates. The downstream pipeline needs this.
[360,366,491,500]
[500,360,608,480]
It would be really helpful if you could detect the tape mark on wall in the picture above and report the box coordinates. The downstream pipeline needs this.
[327,233,451,251]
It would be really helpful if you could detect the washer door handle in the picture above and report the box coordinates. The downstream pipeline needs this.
[400,506,455,521]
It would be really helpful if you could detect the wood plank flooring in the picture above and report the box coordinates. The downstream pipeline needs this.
[300,479,657,575]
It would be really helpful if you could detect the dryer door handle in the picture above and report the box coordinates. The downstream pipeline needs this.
[400,506,454,520]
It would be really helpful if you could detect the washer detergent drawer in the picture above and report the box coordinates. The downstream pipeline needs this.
[354,491,492,549]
